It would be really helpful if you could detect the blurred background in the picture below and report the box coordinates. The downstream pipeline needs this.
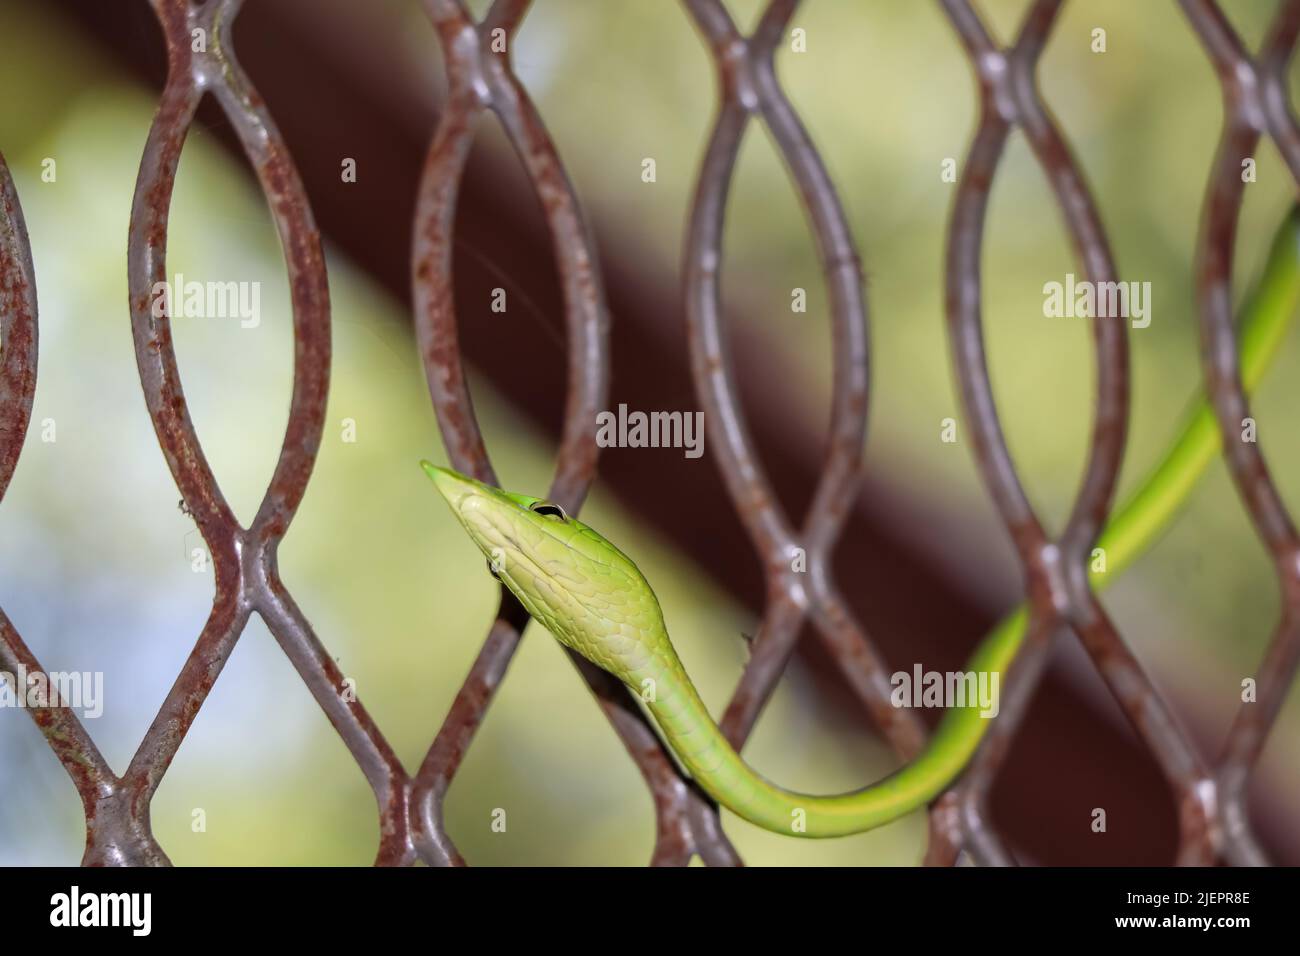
[1,0,1298,866]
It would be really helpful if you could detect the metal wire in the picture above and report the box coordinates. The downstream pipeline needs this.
[932,0,1222,867]
[1180,0,1300,866]
[1,0,1298,866]
[408,0,736,867]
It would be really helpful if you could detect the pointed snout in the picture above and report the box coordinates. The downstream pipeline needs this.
[420,461,480,510]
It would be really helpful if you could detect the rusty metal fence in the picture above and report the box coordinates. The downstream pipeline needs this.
[1,0,1298,866]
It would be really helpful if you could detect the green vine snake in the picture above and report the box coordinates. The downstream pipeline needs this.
[423,204,1300,838]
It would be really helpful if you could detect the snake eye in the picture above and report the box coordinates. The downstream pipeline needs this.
[529,501,568,521]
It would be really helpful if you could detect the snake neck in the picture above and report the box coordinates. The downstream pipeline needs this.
[623,625,1008,838]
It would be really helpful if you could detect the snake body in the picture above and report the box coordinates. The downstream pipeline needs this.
[424,205,1300,837]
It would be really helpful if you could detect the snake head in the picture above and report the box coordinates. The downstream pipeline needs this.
[421,462,665,681]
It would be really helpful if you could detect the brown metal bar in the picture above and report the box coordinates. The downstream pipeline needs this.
[122,0,412,866]
[407,0,737,867]
[682,0,928,758]
[938,0,1214,866]
[0,148,122,844]
[1181,0,1300,867]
